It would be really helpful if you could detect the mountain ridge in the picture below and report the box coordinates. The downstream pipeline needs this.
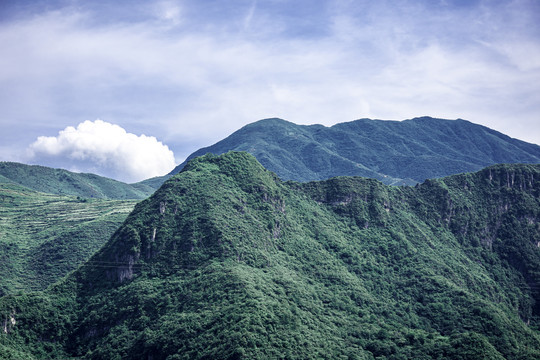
[147,117,540,187]
[0,162,155,199]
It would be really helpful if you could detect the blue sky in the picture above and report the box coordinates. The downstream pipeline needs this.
[1,0,539,182]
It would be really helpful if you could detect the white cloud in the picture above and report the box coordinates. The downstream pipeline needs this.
[28,120,175,183]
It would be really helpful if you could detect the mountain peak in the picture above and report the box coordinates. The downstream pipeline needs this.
[165,117,540,185]
[79,152,283,285]
[249,117,292,125]
[182,151,267,174]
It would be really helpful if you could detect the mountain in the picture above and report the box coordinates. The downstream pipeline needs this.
[0,182,137,295]
[148,117,540,186]
[7,117,539,194]
[0,162,155,199]
[2,152,540,359]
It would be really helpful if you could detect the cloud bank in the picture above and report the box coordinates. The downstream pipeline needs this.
[28,120,175,183]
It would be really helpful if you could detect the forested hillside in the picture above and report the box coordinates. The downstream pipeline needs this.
[0,162,155,199]
[150,117,540,187]
[1,152,539,359]
[0,182,137,295]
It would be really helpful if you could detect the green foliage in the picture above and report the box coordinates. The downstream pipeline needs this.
[168,117,540,186]
[0,162,155,199]
[0,182,137,295]
[1,153,540,359]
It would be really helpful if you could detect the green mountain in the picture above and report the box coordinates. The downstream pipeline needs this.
[2,152,539,359]
[0,162,155,199]
[152,117,540,186]
[0,182,137,295]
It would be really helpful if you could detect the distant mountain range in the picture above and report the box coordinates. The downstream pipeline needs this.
[2,152,540,359]
[0,162,154,199]
[154,116,540,186]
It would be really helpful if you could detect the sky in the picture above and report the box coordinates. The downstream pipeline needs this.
[0,0,539,182]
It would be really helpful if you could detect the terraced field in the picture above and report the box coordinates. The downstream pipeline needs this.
[0,182,138,295]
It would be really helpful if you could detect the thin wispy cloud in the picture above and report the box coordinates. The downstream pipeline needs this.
[243,1,257,31]
[0,0,539,180]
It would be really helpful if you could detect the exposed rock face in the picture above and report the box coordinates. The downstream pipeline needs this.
[102,225,141,283]
[3,309,15,334]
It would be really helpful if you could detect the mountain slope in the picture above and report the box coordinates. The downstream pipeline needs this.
[0,162,155,199]
[0,182,137,295]
[157,117,540,186]
[1,152,540,359]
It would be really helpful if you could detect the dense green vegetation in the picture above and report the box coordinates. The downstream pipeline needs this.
[163,117,540,186]
[0,162,155,199]
[1,152,540,359]
[0,182,137,295]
